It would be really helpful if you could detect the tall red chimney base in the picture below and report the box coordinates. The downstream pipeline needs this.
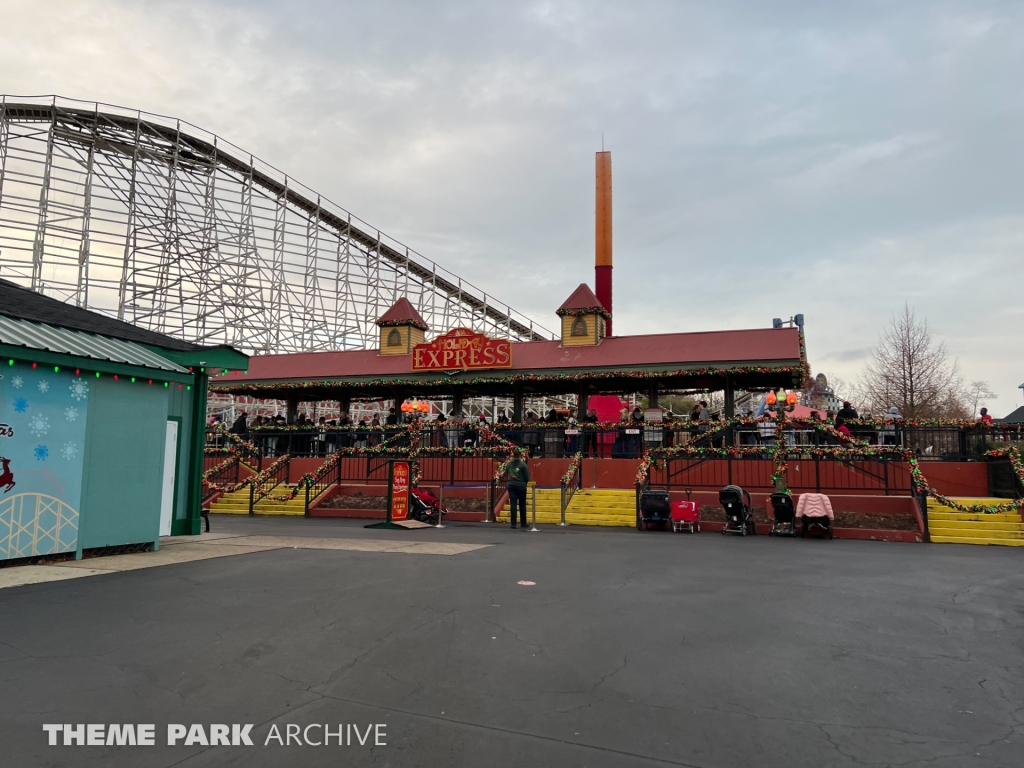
[595,266,612,335]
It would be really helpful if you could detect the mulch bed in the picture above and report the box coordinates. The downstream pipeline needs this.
[319,493,385,510]
[318,492,486,513]
[698,505,918,531]
[439,497,485,513]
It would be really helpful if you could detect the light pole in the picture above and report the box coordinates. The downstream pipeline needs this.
[765,388,797,493]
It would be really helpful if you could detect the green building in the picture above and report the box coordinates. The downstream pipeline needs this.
[0,279,247,560]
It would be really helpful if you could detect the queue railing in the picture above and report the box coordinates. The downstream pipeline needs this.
[248,456,290,514]
[212,421,1024,463]
[559,452,583,525]
[202,454,241,505]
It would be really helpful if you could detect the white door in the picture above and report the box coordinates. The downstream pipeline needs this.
[159,421,179,537]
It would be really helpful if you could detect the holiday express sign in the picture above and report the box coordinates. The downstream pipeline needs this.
[411,328,512,371]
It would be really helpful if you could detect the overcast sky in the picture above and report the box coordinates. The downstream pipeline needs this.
[3,1,1022,413]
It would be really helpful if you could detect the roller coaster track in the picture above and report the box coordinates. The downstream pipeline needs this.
[0,96,552,353]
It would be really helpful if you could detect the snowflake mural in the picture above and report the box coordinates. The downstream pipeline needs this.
[37,379,50,393]
[34,445,49,461]
[65,407,79,422]
[61,443,78,461]
[69,378,89,401]
[11,375,23,389]
[28,414,50,437]
[14,397,28,413]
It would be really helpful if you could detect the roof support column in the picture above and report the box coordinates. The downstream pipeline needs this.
[451,392,463,419]
[648,384,659,410]
[578,388,590,417]
[724,376,735,418]
[512,385,524,423]
[286,394,299,424]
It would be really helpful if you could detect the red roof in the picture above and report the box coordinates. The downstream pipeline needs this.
[376,298,427,329]
[227,327,802,384]
[558,283,606,313]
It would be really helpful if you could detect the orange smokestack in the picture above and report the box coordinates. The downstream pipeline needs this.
[595,151,612,334]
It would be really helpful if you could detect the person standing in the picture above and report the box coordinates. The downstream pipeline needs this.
[837,401,858,421]
[506,450,530,529]
[979,407,993,426]
[582,408,598,457]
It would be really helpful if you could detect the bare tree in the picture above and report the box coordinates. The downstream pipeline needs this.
[858,305,967,419]
[965,380,997,418]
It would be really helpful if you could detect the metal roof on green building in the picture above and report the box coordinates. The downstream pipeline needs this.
[0,315,189,373]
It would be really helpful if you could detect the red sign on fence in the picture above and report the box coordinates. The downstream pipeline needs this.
[390,461,410,521]
[412,328,512,371]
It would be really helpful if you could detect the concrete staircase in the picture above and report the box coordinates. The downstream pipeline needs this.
[500,488,636,527]
[927,497,1024,546]
[209,485,306,516]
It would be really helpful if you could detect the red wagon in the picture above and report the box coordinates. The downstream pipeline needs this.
[671,499,700,533]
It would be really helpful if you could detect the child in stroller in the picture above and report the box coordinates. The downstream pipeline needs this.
[409,486,449,525]
[719,485,756,536]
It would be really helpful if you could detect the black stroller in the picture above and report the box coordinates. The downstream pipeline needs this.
[768,493,796,536]
[638,488,672,530]
[719,485,756,536]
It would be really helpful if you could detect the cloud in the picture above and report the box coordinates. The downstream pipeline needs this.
[1,0,1022,411]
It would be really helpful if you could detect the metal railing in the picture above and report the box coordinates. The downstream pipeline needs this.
[560,453,583,525]
[249,457,291,514]
[202,455,241,505]
[646,453,914,496]
[214,422,1024,463]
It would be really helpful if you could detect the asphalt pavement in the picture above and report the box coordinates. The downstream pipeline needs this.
[1,515,1022,767]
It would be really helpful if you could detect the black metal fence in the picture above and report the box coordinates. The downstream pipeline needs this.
[647,454,913,495]
[216,423,1023,462]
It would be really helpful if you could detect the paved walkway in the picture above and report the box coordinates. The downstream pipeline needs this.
[1,515,1021,767]
[0,527,490,590]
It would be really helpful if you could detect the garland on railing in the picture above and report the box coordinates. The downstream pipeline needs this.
[249,424,414,432]
[561,452,583,486]
[208,424,261,455]
[631,416,1024,514]
[203,455,238,483]
[845,418,1020,429]
[201,455,245,496]
[909,445,1024,513]
[250,455,290,499]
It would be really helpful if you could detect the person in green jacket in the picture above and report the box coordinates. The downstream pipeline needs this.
[506,450,530,529]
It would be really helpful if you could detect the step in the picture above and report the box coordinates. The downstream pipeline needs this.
[928,527,1024,540]
[927,512,1022,523]
[929,535,1024,547]
[927,520,1024,532]
[927,497,1007,506]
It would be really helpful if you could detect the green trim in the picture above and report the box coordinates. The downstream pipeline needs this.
[151,345,249,372]
[175,372,209,536]
[1,344,195,383]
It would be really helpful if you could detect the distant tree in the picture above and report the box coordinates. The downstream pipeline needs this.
[965,380,997,418]
[858,305,967,419]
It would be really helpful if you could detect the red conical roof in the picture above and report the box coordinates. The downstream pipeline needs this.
[376,298,428,330]
[557,283,610,318]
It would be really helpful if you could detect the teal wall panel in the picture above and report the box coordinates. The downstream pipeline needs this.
[166,385,193,521]
[79,379,169,548]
